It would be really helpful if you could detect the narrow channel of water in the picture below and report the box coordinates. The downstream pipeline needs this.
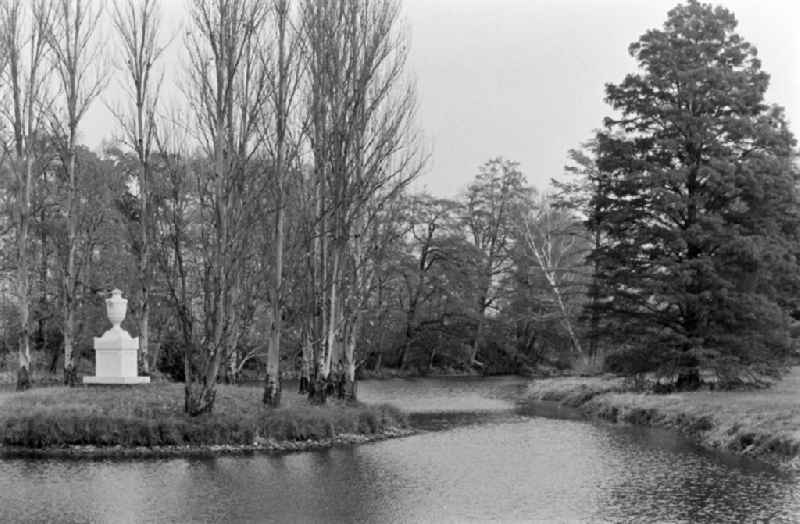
[0,376,797,522]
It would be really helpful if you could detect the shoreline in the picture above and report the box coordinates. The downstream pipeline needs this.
[0,427,416,460]
[524,370,800,472]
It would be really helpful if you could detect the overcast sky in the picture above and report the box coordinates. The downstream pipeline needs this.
[83,0,800,198]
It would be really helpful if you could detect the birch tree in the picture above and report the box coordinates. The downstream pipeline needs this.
[552,144,606,360]
[46,0,105,385]
[519,194,588,358]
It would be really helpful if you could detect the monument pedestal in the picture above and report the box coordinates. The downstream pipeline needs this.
[82,289,150,385]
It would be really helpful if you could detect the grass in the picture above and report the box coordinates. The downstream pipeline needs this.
[526,374,626,406]
[0,383,408,449]
[526,367,800,467]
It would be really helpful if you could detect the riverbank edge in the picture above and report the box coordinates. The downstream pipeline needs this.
[0,426,416,459]
[525,376,800,472]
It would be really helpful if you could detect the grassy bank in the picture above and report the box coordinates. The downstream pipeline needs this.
[0,383,408,454]
[526,368,800,470]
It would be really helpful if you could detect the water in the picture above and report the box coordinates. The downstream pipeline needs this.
[1,377,798,522]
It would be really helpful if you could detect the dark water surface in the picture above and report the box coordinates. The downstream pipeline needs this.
[1,377,798,523]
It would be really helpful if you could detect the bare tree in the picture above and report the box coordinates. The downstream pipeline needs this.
[465,158,531,368]
[261,0,303,407]
[182,0,268,415]
[46,0,105,385]
[152,107,195,401]
[397,194,459,369]
[110,0,167,376]
[0,0,53,390]
[302,0,423,402]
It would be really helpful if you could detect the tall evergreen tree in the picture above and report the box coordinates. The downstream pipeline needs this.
[591,0,799,381]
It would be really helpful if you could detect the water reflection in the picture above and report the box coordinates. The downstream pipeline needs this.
[1,377,798,522]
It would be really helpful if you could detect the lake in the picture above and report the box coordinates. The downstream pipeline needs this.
[0,376,797,522]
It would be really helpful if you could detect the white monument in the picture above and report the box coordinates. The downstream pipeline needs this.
[83,289,150,385]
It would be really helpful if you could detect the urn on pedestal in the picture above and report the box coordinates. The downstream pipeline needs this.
[82,289,150,385]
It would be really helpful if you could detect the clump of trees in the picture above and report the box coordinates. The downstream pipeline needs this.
[0,0,434,414]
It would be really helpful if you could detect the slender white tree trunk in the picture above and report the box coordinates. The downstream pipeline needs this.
[15,157,32,389]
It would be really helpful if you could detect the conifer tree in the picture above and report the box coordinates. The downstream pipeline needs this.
[591,0,799,381]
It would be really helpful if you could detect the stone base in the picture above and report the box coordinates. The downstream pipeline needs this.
[82,376,151,385]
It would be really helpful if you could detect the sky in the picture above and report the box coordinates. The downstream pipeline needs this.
[82,0,800,198]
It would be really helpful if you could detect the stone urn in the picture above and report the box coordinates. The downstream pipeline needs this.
[106,289,128,330]
[83,288,149,385]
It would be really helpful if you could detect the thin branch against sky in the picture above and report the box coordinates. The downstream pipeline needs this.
[81,0,799,196]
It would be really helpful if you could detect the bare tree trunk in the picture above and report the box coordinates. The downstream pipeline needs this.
[374,281,387,373]
[263,207,284,403]
[551,278,583,356]
[469,268,493,367]
[299,324,312,394]
[324,247,340,376]
[263,301,282,406]
[263,0,299,407]
[15,155,34,390]
[399,298,418,369]
[310,245,339,404]
[263,234,283,404]
[139,147,150,375]
[226,349,239,384]
[470,294,487,367]
[308,246,324,403]
[15,168,31,389]
[63,146,78,386]
[139,162,150,375]
[308,171,327,404]
[13,150,34,391]
[343,312,360,401]
[39,190,48,355]
[589,230,601,361]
